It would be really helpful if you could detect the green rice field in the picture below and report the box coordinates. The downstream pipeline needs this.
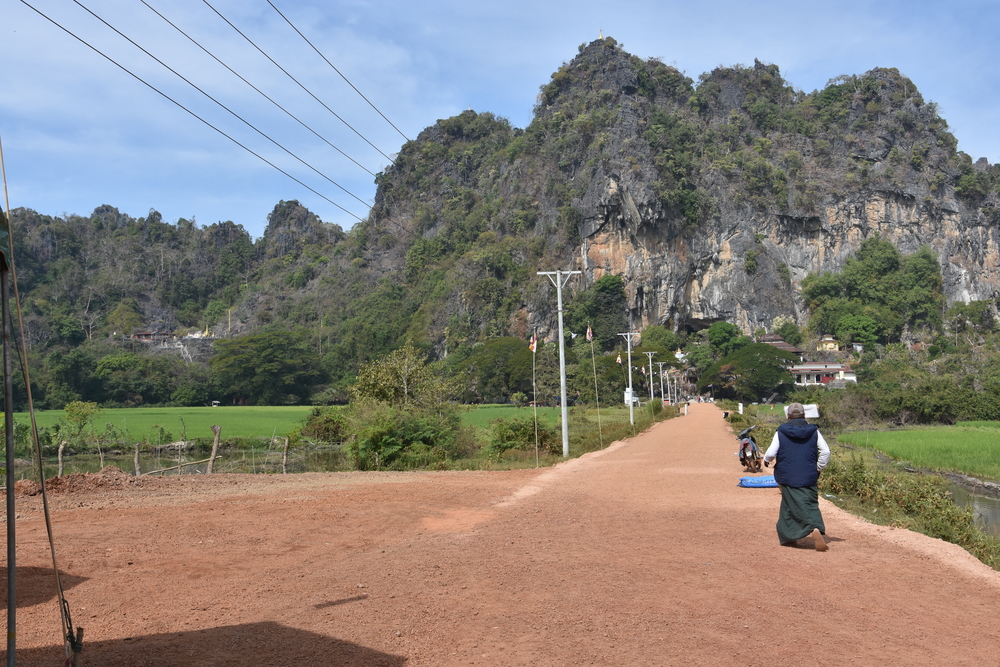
[17,404,570,440]
[837,426,1000,482]
[13,403,637,443]
[13,406,313,440]
[459,404,562,428]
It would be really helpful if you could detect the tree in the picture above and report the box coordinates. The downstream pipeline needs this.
[44,348,100,408]
[565,275,628,351]
[344,345,465,470]
[774,319,803,346]
[572,350,631,404]
[64,400,102,440]
[835,314,880,347]
[706,321,750,357]
[94,352,178,407]
[487,416,558,458]
[211,329,323,405]
[457,337,532,403]
[351,344,456,408]
[343,400,465,470]
[802,237,945,340]
[201,300,229,330]
[946,300,996,335]
[681,330,716,378]
[641,325,680,351]
[531,340,574,406]
[697,343,797,401]
[107,301,143,335]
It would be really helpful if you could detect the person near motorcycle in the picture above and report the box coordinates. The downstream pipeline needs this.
[763,402,831,551]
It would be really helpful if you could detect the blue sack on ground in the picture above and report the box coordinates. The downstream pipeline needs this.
[738,475,778,488]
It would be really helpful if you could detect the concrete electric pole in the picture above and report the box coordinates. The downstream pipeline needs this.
[538,270,580,457]
[618,331,639,426]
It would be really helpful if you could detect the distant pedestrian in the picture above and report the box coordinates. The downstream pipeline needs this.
[763,402,831,551]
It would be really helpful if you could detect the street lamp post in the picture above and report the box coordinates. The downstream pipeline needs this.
[618,331,639,426]
[656,361,668,405]
[538,270,581,457]
[644,351,656,401]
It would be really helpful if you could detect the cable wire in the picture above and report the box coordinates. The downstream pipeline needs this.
[266,0,411,143]
[141,2,415,244]
[0,135,83,663]
[141,0,376,177]
[71,0,369,210]
[20,0,366,223]
[203,0,395,163]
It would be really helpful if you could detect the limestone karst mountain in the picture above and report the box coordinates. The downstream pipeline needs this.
[365,37,999,343]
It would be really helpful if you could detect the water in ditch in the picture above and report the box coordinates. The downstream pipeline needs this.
[949,484,1000,537]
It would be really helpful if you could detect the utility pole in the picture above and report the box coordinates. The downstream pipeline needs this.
[656,361,668,405]
[1,205,14,667]
[538,270,580,457]
[618,331,639,425]
[644,351,656,401]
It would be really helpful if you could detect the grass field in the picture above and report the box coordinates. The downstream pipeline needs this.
[17,404,567,441]
[837,426,1000,482]
[459,404,562,428]
[956,421,1000,429]
[13,406,314,440]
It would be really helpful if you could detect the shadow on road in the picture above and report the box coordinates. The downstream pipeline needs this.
[8,621,406,666]
[0,566,88,608]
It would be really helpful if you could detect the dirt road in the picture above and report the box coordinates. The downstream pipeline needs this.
[4,403,1000,665]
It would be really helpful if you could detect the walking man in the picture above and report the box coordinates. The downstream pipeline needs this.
[763,402,831,551]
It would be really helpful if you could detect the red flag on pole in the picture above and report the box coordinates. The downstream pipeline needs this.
[529,332,537,352]
[586,324,593,342]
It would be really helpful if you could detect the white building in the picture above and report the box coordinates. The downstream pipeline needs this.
[789,362,857,386]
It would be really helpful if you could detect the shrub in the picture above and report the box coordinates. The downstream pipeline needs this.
[343,401,468,470]
[301,407,347,443]
[487,416,558,460]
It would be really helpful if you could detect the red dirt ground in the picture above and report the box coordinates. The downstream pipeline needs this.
[3,402,1000,665]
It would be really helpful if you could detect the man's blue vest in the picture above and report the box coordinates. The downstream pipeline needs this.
[773,419,820,487]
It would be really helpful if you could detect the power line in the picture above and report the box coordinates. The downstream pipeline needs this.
[142,3,417,245]
[141,0,377,178]
[70,0,370,210]
[203,0,395,164]
[266,0,411,143]
[19,0,366,223]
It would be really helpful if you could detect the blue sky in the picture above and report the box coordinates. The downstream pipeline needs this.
[2,0,997,238]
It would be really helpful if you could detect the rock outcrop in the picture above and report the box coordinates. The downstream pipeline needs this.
[367,38,1000,339]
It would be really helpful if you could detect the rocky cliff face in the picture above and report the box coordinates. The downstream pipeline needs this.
[364,37,1000,344]
[581,182,1000,334]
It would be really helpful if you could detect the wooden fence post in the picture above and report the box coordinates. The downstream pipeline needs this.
[58,440,67,477]
[207,425,222,474]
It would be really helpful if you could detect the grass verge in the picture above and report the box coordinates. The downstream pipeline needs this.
[820,445,1000,570]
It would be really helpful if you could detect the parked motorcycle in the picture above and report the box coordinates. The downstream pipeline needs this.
[737,425,763,473]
